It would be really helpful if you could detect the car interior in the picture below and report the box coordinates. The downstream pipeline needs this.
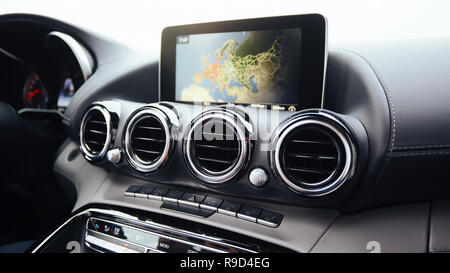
[0,12,449,254]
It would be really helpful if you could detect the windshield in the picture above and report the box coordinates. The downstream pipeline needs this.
[1,0,450,53]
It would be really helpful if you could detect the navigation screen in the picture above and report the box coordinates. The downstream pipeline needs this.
[175,29,302,106]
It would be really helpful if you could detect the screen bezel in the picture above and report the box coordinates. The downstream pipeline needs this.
[160,14,327,110]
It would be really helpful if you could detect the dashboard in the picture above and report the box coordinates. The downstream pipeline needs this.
[2,13,450,254]
[0,21,94,112]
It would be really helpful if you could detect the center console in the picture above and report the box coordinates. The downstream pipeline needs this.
[32,205,291,253]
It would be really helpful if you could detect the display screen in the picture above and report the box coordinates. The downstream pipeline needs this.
[175,29,301,107]
[57,77,75,108]
[161,14,327,110]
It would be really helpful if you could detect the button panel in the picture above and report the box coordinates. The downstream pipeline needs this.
[200,197,223,211]
[237,205,262,223]
[178,193,206,207]
[86,218,222,253]
[218,201,242,217]
[135,186,154,199]
[124,185,283,228]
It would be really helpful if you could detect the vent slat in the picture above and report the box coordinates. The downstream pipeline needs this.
[87,129,107,135]
[196,144,239,151]
[133,148,160,155]
[88,120,106,125]
[132,137,165,143]
[137,126,162,131]
[285,153,337,160]
[290,139,333,145]
[197,157,234,165]
[287,167,331,175]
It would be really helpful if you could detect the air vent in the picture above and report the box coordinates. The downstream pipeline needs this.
[184,109,252,184]
[80,105,112,161]
[271,113,356,197]
[124,107,173,172]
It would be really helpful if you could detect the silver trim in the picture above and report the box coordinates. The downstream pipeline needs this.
[31,208,255,253]
[124,107,174,173]
[321,14,328,108]
[80,105,112,161]
[217,208,238,217]
[47,31,93,81]
[184,109,252,184]
[270,111,356,197]
[237,213,257,223]
[87,217,225,253]
[256,219,279,228]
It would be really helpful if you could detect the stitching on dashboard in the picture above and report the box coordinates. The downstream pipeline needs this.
[335,49,394,211]
[334,48,396,152]
[390,150,450,157]
[393,144,450,150]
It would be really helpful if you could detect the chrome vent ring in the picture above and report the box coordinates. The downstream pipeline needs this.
[124,107,173,173]
[271,112,356,197]
[184,109,252,184]
[80,105,112,162]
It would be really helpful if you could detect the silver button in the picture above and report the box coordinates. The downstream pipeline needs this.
[106,148,122,164]
[248,168,268,187]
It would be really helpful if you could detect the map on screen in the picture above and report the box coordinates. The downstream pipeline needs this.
[175,28,302,105]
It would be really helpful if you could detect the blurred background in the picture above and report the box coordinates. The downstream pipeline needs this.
[1,0,449,54]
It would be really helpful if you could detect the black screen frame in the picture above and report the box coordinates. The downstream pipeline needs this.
[160,14,327,110]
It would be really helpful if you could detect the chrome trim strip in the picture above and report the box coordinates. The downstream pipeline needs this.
[80,105,112,161]
[47,31,93,81]
[270,111,356,197]
[87,217,225,253]
[32,208,256,253]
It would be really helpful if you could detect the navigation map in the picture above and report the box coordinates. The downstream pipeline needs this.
[175,29,302,105]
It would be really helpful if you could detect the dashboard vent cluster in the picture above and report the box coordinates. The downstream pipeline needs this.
[80,105,111,161]
[272,114,355,197]
[184,109,251,184]
[124,107,172,173]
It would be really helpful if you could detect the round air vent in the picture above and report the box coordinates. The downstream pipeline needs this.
[80,105,112,161]
[184,109,252,184]
[271,112,356,197]
[124,107,173,172]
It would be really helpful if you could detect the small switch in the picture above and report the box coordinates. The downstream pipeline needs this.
[148,188,168,200]
[124,185,142,197]
[218,201,242,217]
[200,197,223,211]
[135,186,154,199]
[163,190,184,203]
[237,205,262,222]
[106,148,122,164]
[257,210,283,228]
[248,168,268,187]
[178,193,206,207]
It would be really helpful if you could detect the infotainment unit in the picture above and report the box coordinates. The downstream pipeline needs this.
[160,14,327,110]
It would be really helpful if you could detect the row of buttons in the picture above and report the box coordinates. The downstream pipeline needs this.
[124,185,283,228]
